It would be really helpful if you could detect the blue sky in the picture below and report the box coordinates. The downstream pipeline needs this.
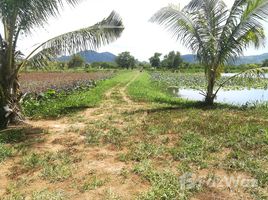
[16,0,268,61]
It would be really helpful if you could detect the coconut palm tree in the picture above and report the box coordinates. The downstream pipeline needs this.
[0,0,124,129]
[150,0,268,105]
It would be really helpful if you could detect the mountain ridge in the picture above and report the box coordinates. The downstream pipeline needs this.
[58,50,116,63]
[58,50,268,65]
[181,53,268,65]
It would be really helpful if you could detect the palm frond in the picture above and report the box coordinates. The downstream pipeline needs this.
[217,0,268,65]
[0,0,83,34]
[150,5,203,52]
[24,11,124,68]
[150,0,228,67]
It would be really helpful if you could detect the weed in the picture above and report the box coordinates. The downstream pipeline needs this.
[22,153,42,169]
[79,175,106,192]
[102,189,122,200]
[32,189,66,200]
[127,142,164,162]
[103,128,125,149]
[0,143,13,163]
[85,129,102,146]
[40,151,74,182]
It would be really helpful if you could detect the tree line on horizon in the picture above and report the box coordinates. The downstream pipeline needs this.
[57,50,184,70]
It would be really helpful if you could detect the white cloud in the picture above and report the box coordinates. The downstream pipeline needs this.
[14,0,268,61]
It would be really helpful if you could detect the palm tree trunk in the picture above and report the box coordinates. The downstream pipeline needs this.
[0,83,10,129]
[0,70,23,129]
[205,68,216,105]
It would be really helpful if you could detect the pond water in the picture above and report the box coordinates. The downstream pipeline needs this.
[169,88,268,105]
[169,73,268,105]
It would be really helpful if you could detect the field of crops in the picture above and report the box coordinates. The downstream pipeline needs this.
[150,71,268,90]
[19,71,114,94]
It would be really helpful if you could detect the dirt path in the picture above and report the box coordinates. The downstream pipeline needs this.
[30,71,142,132]
[0,72,150,199]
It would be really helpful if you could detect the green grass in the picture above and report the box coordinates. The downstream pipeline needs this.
[0,143,13,163]
[20,151,80,183]
[1,71,268,199]
[127,72,190,105]
[125,71,268,199]
[133,160,199,200]
[78,175,106,192]
[23,71,135,119]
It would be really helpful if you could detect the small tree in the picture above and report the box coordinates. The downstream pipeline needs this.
[149,53,162,68]
[151,0,268,105]
[116,52,136,69]
[0,0,124,129]
[68,55,85,68]
[161,51,182,69]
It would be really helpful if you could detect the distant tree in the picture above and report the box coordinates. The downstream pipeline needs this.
[149,53,162,67]
[173,52,183,68]
[68,55,85,68]
[262,59,268,67]
[161,51,183,69]
[116,52,136,69]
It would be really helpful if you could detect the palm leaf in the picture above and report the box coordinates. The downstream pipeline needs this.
[217,0,268,65]
[24,11,124,68]
[150,5,203,52]
[0,0,82,31]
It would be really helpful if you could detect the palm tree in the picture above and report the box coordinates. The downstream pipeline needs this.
[0,0,124,129]
[150,0,268,105]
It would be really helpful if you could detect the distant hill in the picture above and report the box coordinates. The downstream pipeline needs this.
[181,54,197,63]
[58,50,116,63]
[181,53,268,65]
[234,53,268,65]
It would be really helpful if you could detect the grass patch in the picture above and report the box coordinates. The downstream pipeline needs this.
[79,175,106,192]
[127,72,186,105]
[19,151,79,183]
[0,129,26,144]
[170,132,215,168]
[22,153,43,169]
[32,189,66,200]
[124,142,165,162]
[133,160,199,200]
[125,72,268,198]
[40,151,74,182]
[0,143,13,163]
